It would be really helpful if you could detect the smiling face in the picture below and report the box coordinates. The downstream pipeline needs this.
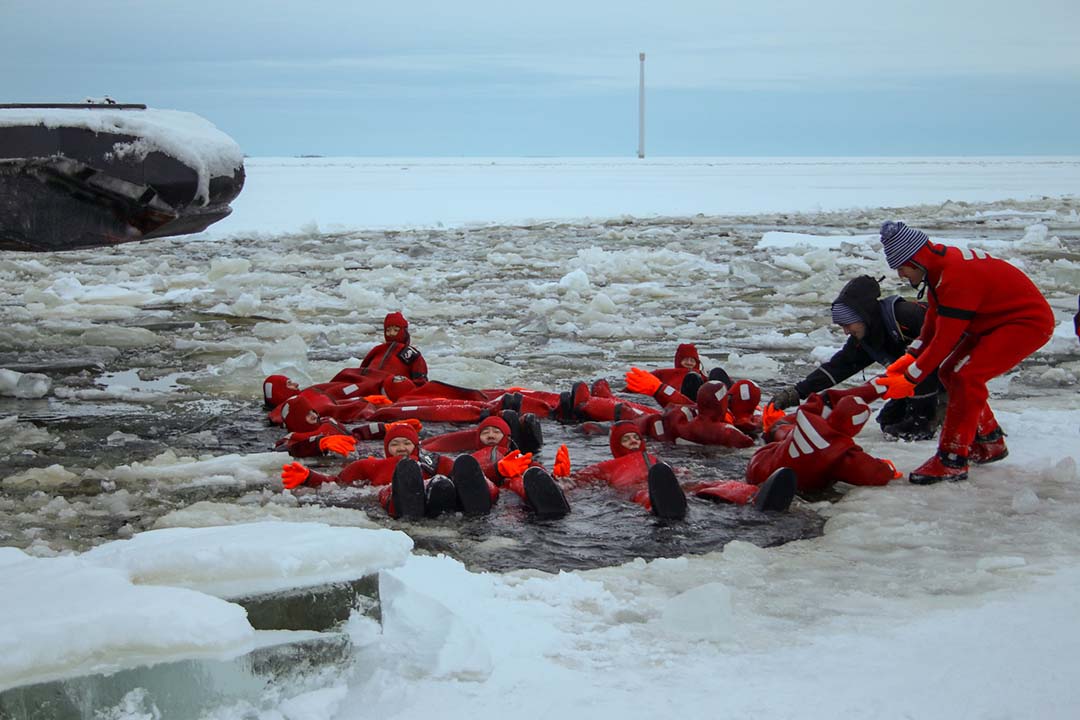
[387,437,416,458]
[897,264,926,289]
[478,426,505,447]
[619,431,642,452]
[679,356,699,369]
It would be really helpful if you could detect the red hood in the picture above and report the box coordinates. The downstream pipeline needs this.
[610,420,645,458]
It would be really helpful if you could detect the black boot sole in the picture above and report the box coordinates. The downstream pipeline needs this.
[390,459,426,520]
[753,467,797,512]
[518,412,544,454]
[500,409,522,451]
[647,462,687,520]
[425,475,457,518]
[909,470,968,485]
[452,454,492,515]
[522,467,570,519]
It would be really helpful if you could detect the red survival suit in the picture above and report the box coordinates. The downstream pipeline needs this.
[574,422,766,511]
[265,375,378,427]
[352,312,429,386]
[885,241,1054,463]
[635,380,756,448]
[747,395,898,493]
[274,393,358,458]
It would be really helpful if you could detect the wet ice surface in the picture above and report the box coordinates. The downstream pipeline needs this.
[1,197,1078,574]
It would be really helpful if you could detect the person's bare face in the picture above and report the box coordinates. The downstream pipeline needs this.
[387,437,415,458]
[286,379,300,391]
[479,426,505,447]
[897,264,926,289]
[305,410,320,425]
[679,357,698,369]
[840,321,867,341]
[619,432,642,451]
[385,325,402,339]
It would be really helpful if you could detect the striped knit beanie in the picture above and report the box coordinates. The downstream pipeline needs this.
[879,221,929,269]
[830,302,863,326]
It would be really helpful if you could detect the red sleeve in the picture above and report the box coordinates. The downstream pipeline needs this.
[907,274,976,381]
[337,457,382,484]
[360,345,382,369]
[410,353,428,384]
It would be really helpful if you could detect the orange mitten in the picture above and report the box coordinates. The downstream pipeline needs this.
[886,354,916,375]
[364,394,393,406]
[873,373,916,400]
[625,367,662,395]
[882,458,903,479]
[281,462,311,489]
[552,444,571,478]
[319,435,357,456]
[761,403,786,434]
[497,450,533,478]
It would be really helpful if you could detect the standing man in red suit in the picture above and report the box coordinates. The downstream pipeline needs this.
[874,221,1055,484]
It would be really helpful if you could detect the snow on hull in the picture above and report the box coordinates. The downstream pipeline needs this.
[0,104,244,251]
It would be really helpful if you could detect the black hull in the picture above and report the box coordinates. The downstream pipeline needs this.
[0,104,244,252]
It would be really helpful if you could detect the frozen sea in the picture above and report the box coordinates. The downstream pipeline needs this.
[1,156,1079,719]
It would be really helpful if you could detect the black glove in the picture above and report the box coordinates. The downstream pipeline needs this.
[769,386,800,410]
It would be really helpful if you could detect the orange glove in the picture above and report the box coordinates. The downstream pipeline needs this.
[882,458,903,479]
[886,354,916,375]
[364,394,393,406]
[625,367,661,395]
[318,435,356,456]
[552,444,571,478]
[761,403,786,434]
[873,373,916,400]
[388,418,423,433]
[281,462,311,489]
[497,450,533,478]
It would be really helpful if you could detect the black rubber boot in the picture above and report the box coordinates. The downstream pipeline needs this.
[522,467,571,519]
[881,413,937,441]
[708,367,733,387]
[753,468,798,512]
[517,412,544,454]
[425,475,458,518]
[875,398,909,428]
[647,462,687,520]
[679,371,705,400]
[451,454,492,515]
[502,391,523,414]
[500,409,523,451]
[556,391,577,424]
[390,459,426,520]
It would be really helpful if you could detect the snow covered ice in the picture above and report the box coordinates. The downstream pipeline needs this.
[1,157,1079,719]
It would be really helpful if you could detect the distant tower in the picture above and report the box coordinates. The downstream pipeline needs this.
[637,52,646,159]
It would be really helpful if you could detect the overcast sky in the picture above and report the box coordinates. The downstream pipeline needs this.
[4,0,1079,156]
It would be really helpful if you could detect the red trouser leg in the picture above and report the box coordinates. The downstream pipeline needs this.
[936,321,1052,456]
[687,480,758,505]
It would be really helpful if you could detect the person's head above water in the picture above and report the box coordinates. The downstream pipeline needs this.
[610,420,645,458]
[476,416,511,448]
[383,423,420,459]
[674,343,703,373]
[281,394,320,433]
[383,312,411,344]
[263,374,301,408]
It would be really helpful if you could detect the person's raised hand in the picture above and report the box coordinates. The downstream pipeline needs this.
[625,367,661,395]
[886,354,916,375]
[552,444,571,478]
[281,462,311,489]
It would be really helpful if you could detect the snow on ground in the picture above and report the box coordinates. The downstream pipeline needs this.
[1,157,1079,718]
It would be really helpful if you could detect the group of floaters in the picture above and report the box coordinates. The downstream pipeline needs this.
[262,312,902,522]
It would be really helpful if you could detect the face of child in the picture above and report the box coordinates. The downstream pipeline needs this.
[619,432,642,451]
[679,356,698,369]
[387,437,415,457]
[478,426,505,447]
[385,325,402,339]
